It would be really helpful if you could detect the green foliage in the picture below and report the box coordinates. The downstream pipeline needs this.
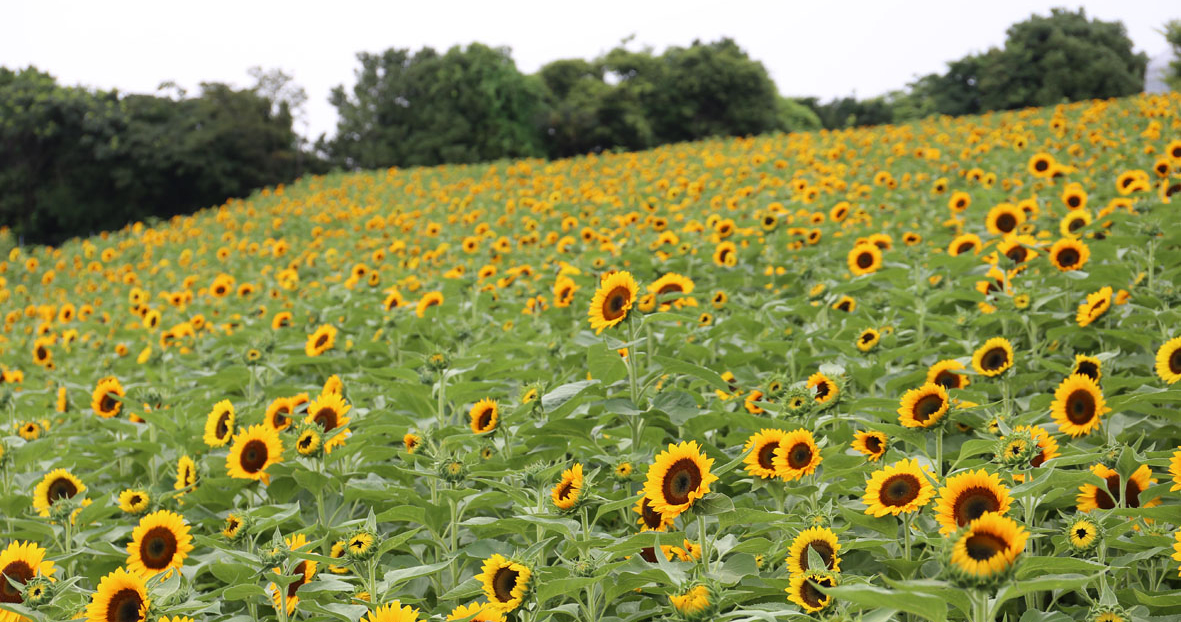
[0,67,312,244]
[1164,20,1181,92]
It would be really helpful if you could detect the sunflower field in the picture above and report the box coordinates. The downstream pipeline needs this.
[2,92,1181,622]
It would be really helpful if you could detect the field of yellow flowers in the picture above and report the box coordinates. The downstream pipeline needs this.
[2,92,1181,622]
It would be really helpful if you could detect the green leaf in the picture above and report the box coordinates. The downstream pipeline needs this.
[820,583,947,622]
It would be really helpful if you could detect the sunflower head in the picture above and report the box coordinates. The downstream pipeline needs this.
[447,601,506,622]
[203,399,235,448]
[0,541,55,612]
[439,457,468,483]
[222,512,250,541]
[897,383,951,429]
[226,425,284,484]
[642,441,719,519]
[786,569,838,614]
[781,388,813,418]
[1155,336,1181,385]
[934,469,1013,535]
[972,338,1014,377]
[469,398,499,434]
[996,429,1038,467]
[805,372,840,409]
[863,458,936,517]
[126,510,194,578]
[944,512,1028,589]
[1065,516,1102,553]
[550,463,585,512]
[1051,374,1109,438]
[669,582,717,620]
[1088,604,1131,622]
[345,529,379,562]
[476,554,532,612]
[786,527,841,575]
[118,489,151,515]
[851,430,888,462]
[294,423,324,458]
[86,567,151,622]
[772,428,822,481]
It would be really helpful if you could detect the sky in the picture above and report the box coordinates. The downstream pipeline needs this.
[3,0,1177,140]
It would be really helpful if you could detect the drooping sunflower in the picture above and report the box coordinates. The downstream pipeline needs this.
[305,324,337,357]
[550,463,584,511]
[863,458,936,517]
[0,540,55,620]
[1071,354,1102,382]
[846,243,882,277]
[786,570,837,614]
[1048,238,1090,272]
[126,510,194,578]
[270,534,317,616]
[971,338,1014,377]
[634,495,675,532]
[933,469,1012,535]
[786,527,841,574]
[306,391,352,451]
[92,376,125,418]
[806,372,839,406]
[1155,337,1181,384]
[926,359,970,390]
[985,203,1025,235]
[856,328,880,352]
[1075,286,1113,327]
[469,398,499,434]
[897,383,950,429]
[743,429,791,479]
[587,271,639,334]
[669,583,713,617]
[415,291,444,318]
[203,399,235,447]
[476,554,532,612]
[32,468,85,517]
[643,441,719,518]
[1050,374,1109,438]
[226,425,284,484]
[947,512,1028,586]
[1077,464,1157,512]
[86,567,149,622]
[362,601,421,622]
[772,428,822,481]
[851,430,888,462]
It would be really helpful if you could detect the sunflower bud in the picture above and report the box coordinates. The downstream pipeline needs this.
[439,457,467,483]
[426,352,449,372]
[222,512,250,542]
[1064,516,1102,553]
[669,581,719,620]
[258,543,288,568]
[996,429,1038,467]
[1087,603,1130,622]
[22,575,53,607]
[521,461,548,488]
[293,423,323,458]
[781,388,813,418]
[345,529,379,562]
[571,556,597,577]
[612,460,634,481]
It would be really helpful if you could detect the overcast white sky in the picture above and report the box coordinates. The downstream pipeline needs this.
[3,1,1176,139]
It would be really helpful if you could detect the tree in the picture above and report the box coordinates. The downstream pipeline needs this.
[1163,19,1181,91]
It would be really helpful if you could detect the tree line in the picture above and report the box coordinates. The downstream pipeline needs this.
[0,8,1162,243]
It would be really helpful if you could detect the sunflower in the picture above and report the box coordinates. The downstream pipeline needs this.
[469,398,499,434]
[91,376,125,418]
[271,534,317,616]
[786,570,836,614]
[174,455,197,492]
[856,328,880,352]
[947,513,1028,586]
[328,541,349,574]
[362,601,421,622]
[403,433,421,453]
[1071,354,1102,382]
[786,527,841,574]
[985,203,1024,235]
[933,469,1012,535]
[806,372,839,405]
[743,429,791,479]
[1012,425,1060,471]
[926,360,970,390]
[86,567,149,622]
[126,510,194,578]
[271,311,293,329]
[0,541,55,620]
[669,584,713,616]
[118,489,150,514]
[947,233,982,256]
[846,243,882,276]
[265,395,300,432]
[305,324,337,357]
[971,338,1013,377]
[32,468,84,517]
[948,191,971,212]
[306,391,352,451]
[649,273,695,299]
[1027,152,1055,177]
[222,513,245,540]
[832,295,856,313]
[1050,374,1109,438]
[202,400,235,447]
[863,458,936,517]
[1076,287,1112,327]
[712,241,737,267]
[551,463,584,511]
[476,554,532,612]
[447,602,505,622]
[1077,463,1157,512]
[772,428,822,481]
[643,441,719,518]
[851,430,888,462]
[587,271,638,334]
[1059,210,1092,238]
[226,425,284,484]
[415,291,444,318]
[1066,517,1100,552]
[996,235,1038,264]
[897,383,950,429]
[635,495,675,532]
[1048,238,1090,272]
[1155,337,1181,384]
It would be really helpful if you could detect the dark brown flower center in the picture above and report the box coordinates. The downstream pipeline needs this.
[1057,248,1079,267]
[656,283,683,295]
[602,286,631,320]
[0,561,33,603]
[1075,527,1090,540]
[313,407,339,431]
[799,541,835,571]
[287,562,309,598]
[1065,389,1096,425]
[216,412,231,439]
[860,332,875,344]
[661,458,703,505]
[1067,195,1081,208]
[786,442,814,470]
[1068,218,1085,233]
[965,532,1006,561]
[140,526,179,569]
[107,587,145,622]
[555,479,574,500]
[492,566,520,602]
[757,442,779,469]
[881,474,920,506]
[476,407,494,430]
[240,440,269,473]
[982,348,1008,371]
[101,393,118,413]
[1034,159,1049,172]
[856,252,874,269]
[640,498,664,529]
[314,334,329,348]
[865,436,883,453]
[912,394,944,423]
[952,488,1001,526]
[1074,361,1098,380]
[996,213,1017,232]
[1097,474,1142,509]
[48,477,78,502]
[1169,348,1181,374]
[1005,245,1028,263]
[801,576,832,608]
[933,370,960,389]
[814,381,831,400]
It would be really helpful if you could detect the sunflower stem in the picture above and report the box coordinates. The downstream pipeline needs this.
[436,368,448,428]
[900,513,912,566]
[448,495,459,587]
[698,512,712,575]
[366,556,379,604]
[934,429,944,479]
